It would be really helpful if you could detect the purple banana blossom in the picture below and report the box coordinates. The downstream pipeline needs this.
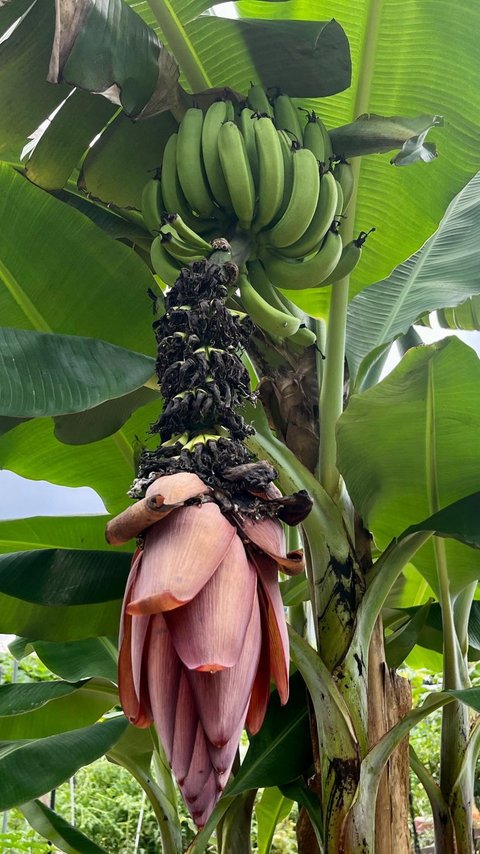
[118,471,304,827]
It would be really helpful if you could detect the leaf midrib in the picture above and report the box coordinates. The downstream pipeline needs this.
[0,259,52,333]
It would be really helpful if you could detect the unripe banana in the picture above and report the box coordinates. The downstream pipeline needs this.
[151,235,182,286]
[302,112,326,163]
[239,272,300,337]
[334,180,344,218]
[334,160,355,212]
[263,227,343,290]
[327,228,375,283]
[252,116,285,232]
[160,231,207,262]
[161,213,212,252]
[270,130,296,226]
[218,121,256,229]
[273,94,303,142]
[201,101,233,212]
[247,84,274,117]
[288,325,317,347]
[239,107,259,184]
[273,169,338,259]
[247,259,291,313]
[225,100,235,121]
[141,175,164,234]
[263,147,320,248]
[318,113,334,163]
[177,108,215,216]
[161,134,212,234]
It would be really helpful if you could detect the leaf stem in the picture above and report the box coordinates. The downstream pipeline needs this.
[146,0,212,92]
[317,273,350,497]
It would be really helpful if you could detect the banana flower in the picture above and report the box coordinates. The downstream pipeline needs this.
[116,471,304,827]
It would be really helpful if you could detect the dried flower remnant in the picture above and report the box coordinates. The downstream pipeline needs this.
[107,258,312,826]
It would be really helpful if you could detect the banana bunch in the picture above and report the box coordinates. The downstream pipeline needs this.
[141,86,372,343]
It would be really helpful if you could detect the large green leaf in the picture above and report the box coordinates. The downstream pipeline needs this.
[0,327,155,418]
[385,599,433,669]
[183,16,350,96]
[0,0,71,164]
[20,799,108,854]
[345,170,480,388]
[0,680,83,716]
[0,679,116,739]
[0,163,154,353]
[0,397,160,515]
[0,520,131,643]
[0,543,128,639]
[49,0,180,117]
[53,387,160,446]
[10,637,118,682]
[404,491,480,551]
[24,88,117,192]
[387,601,480,663]
[255,787,294,854]
[0,714,128,810]
[337,339,480,593]
[227,672,313,797]
[0,590,122,643]
[0,515,115,554]
[434,297,480,332]
[0,549,131,605]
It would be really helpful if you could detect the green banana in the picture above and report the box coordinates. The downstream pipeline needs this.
[273,169,338,259]
[161,213,212,252]
[161,134,212,233]
[247,84,274,117]
[201,100,233,211]
[263,147,320,248]
[263,228,343,290]
[176,108,215,216]
[150,235,183,286]
[247,259,291,313]
[239,107,259,184]
[160,231,207,262]
[239,272,300,337]
[252,116,285,232]
[270,130,296,226]
[334,179,344,218]
[318,113,334,163]
[141,174,164,234]
[288,325,317,347]
[273,94,303,142]
[302,111,326,163]
[327,228,375,283]
[225,99,235,121]
[218,121,256,229]
[334,160,355,212]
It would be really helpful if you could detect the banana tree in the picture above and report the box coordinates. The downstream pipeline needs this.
[1,0,480,852]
